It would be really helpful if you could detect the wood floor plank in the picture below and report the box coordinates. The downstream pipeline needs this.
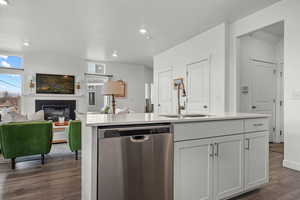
[0,143,299,200]
[0,144,81,200]
[234,144,300,200]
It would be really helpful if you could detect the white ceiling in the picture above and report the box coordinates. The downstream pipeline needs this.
[0,0,282,67]
[263,21,284,37]
[244,21,284,43]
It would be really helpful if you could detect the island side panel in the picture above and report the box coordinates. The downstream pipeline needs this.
[82,123,98,200]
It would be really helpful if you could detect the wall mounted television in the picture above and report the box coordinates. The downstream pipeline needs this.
[36,73,75,94]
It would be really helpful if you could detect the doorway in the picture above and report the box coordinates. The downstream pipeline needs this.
[238,21,284,145]
[85,74,109,112]
[157,68,173,114]
[186,58,210,114]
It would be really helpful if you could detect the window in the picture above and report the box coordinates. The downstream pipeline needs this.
[0,55,23,114]
[0,55,22,69]
[0,74,22,113]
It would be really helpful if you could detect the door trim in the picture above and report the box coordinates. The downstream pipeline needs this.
[250,58,277,65]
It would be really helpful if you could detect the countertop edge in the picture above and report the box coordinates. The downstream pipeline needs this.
[85,115,270,127]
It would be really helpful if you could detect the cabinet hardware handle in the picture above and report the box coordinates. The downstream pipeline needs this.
[210,144,214,157]
[252,106,257,109]
[214,143,219,157]
[253,123,264,127]
[204,105,208,109]
[245,138,250,150]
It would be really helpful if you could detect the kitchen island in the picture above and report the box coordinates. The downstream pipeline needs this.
[80,113,270,200]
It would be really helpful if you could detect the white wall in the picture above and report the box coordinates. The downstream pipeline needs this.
[154,0,300,171]
[229,0,300,171]
[18,52,153,115]
[21,51,87,115]
[144,66,154,85]
[154,23,228,113]
[105,62,153,113]
[276,39,284,64]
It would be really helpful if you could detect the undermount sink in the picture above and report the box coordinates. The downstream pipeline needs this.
[160,114,210,118]
[160,114,180,118]
[183,114,209,118]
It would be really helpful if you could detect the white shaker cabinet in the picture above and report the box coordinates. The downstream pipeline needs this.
[174,135,244,200]
[174,118,269,200]
[213,135,244,200]
[244,131,269,191]
[174,138,213,200]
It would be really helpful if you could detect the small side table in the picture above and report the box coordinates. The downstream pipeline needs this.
[52,121,69,144]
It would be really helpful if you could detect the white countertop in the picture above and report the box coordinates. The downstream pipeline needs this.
[82,112,269,127]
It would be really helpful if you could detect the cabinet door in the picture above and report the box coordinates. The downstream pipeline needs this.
[174,139,213,200]
[213,135,244,200]
[186,59,210,113]
[244,131,269,191]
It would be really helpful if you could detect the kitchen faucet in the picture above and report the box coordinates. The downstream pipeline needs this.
[174,78,187,115]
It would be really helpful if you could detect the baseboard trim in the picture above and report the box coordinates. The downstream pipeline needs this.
[283,160,300,171]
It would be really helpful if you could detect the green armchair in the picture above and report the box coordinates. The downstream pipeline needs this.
[66,120,81,160]
[0,121,53,169]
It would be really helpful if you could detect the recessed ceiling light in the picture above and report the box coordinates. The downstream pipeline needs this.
[112,51,118,58]
[139,27,148,35]
[0,0,8,6]
[146,35,152,40]
[23,41,30,47]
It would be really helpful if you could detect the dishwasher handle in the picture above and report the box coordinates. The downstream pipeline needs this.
[130,135,150,143]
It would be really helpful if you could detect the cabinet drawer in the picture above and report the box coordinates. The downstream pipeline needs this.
[174,120,244,141]
[244,118,269,133]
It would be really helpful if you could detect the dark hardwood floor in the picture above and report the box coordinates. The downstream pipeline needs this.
[0,143,299,200]
[234,143,300,200]
[0,144,81,200]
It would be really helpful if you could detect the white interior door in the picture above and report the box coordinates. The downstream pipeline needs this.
[186,59,210,113]
[250,60,276,142]
[157,69,172,114]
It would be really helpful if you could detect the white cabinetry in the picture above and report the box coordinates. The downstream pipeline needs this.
[174,139,213,200]
[174,118,269,200]
[174,135,244,200]
[244,131,269,191]
[213,135,244,200]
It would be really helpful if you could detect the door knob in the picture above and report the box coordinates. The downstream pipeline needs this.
[203,105,208,109]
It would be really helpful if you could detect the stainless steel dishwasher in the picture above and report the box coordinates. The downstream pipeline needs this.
[98,124,173,200]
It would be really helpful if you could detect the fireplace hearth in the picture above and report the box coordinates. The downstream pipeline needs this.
[35,100,76,122]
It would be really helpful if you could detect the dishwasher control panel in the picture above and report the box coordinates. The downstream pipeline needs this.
[98,123,172,139]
